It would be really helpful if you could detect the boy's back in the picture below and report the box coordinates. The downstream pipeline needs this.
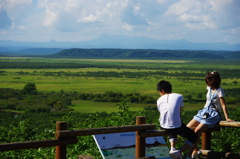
[157,80,197,159]
[157,93,183,129]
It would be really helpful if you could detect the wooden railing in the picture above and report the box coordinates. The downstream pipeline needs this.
[135,117,240,159]
[0,116,239,159]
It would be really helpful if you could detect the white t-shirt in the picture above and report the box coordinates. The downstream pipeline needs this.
[157,93,184,129]
[204,86,225,111]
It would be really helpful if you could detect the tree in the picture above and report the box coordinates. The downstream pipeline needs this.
[233,81,238,85]
[117,100,130,112]
[197,93,203,98]
[22,83,38,95]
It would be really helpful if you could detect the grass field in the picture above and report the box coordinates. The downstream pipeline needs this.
[70,100,237,114]
[1,57,239,113]
[70,100,156,113]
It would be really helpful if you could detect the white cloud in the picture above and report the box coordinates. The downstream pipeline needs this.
[80,14,98,23]
[0,0,239,44]
[0,0,32,29]
[17,25,27,30]
[164,0,240,31]
[38,0,129,33]
[122,23,133,31]
[209,0,240,29]
[164,0,214,29]
[43,7,57,27]
[156,0,168,4]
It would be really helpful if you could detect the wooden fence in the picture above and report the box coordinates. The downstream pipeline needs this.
[0,116,239,159]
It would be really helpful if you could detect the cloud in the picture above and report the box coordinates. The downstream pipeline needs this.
[121,1,148,26]
[39,1,128,33]
[210,0,240,29]
[163,0,213,29]
[81,14,98,23]
[0,0,239,44]
[164,0,240,31]
[0,0,32,26]
[122,23,133,31]
[40,0,82,32]
[43,7,56,27]
[0,10,12,29]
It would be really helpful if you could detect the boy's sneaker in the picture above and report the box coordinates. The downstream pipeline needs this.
[169,149,175,155]
[170,150,182,159]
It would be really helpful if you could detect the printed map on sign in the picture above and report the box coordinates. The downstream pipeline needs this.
[93,131,171,159]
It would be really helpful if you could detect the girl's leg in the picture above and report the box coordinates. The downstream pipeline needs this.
[187,119,199,128]
[186,119,200,157]
[190,123,210,157]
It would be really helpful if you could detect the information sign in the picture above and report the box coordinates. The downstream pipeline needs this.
[93,131,171,159]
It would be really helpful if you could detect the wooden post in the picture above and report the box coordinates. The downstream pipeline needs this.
[56,121,67,159]
[201,130,211,150]
[136,116,146,158]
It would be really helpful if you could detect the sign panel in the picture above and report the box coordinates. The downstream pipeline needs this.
[93,131,171,159]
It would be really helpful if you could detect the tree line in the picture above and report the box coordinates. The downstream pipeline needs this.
[0,83,157,114]
[78,91,155,103]
[0,83,72,113]
[8,70,204,79]
[1,83,239,115]
[1,61,240,79]
[50,48,240,59]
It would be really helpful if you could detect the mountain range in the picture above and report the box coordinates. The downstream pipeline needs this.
[0,34,240,52]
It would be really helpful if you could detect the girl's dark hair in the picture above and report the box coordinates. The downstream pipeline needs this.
[205,71,221,89]
[157,80,172,93]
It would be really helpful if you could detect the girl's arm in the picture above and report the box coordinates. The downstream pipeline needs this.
[220,97,233,122]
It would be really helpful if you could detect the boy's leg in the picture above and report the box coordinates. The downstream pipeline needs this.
[169,135,177,153]
[170,123,198,157]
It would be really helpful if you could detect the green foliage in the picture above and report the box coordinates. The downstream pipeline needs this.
[0,57,239,158]
[232,81,238,85]
[117,100,130,112]
[143,106,158,111]
[22,83,38,95]
[50,48,237,60]
[196,93,203,98]
[224,88,240,104]
[0,85,74,112]
[83,91,155,103]
[225,88,240,97]
[0,107,239,158]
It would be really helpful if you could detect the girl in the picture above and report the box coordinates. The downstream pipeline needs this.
[187,71,233,158]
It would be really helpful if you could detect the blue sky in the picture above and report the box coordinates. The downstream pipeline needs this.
[0,0,240,44]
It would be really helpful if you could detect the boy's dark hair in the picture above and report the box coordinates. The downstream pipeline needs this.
[157,80,172,93]
[205,71,221,89]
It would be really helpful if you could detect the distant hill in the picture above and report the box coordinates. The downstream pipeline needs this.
[47,48,240,59]
[1,34,240,51]
[0,48,63,57]
[1,47,239,59]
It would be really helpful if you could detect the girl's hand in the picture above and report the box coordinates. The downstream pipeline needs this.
[226,118,234,122]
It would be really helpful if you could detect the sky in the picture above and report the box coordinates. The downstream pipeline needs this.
[0,0,240,44]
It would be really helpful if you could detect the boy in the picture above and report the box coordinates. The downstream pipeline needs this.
[156,80,197,159]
